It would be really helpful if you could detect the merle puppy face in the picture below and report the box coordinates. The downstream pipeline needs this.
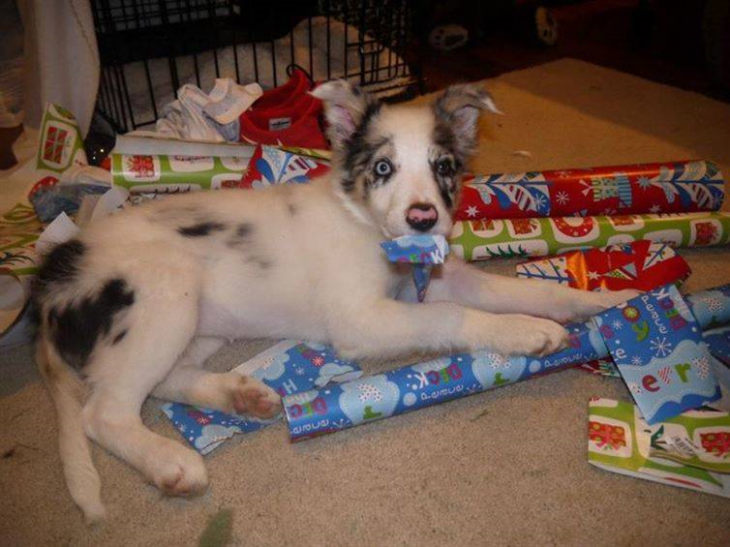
[314,81,500,237]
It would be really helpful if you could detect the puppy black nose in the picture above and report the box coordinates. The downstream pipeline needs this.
[406,203,439,232]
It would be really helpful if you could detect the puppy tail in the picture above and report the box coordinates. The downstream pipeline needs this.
[36,337,106,524]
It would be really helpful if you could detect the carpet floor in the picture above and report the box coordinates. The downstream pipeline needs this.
[1,59,729,546]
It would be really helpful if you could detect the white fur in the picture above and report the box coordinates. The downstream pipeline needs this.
[37,84,638,521]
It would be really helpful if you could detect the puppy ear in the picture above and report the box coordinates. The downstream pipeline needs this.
[433,84,501,156]
[312,80,378,149]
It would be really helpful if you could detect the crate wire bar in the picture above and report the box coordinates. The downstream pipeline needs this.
[91,0,419,133]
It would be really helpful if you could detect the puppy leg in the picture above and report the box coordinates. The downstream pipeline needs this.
[331,299,569,359]
[151,337,281,419]
[82,286,208,496]
[426,257,639,323]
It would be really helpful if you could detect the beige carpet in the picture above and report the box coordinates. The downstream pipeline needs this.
[2,59,730,546]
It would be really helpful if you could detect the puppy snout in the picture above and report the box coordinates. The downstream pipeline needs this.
[405,203,439,232]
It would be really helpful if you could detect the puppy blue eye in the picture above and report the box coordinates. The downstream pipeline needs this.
[436,159,453,176]
[374,160,392,177]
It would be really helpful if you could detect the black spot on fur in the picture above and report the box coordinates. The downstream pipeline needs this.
[31,240,86,325]
[112,329,128,345]
[342,102,383,193]
[433,120,455,152]
[429,157,459,210]
[236,224,252,238]
[430,119,467,210]
[223,224,271,271]
[341,177,357,193]
[178,221,226,237]
[226,223,254,249]
[35,240,86,293]
[50,279,135,369]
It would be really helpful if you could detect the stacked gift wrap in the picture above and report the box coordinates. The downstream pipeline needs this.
[449,160,727,261]
[455,160,725,220]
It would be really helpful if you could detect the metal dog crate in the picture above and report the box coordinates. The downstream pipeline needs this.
[91,0,421,133]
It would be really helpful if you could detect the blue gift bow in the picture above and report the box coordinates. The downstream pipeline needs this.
[380,235,449,302]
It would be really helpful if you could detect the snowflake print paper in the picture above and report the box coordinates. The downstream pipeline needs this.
[650,337,673,358]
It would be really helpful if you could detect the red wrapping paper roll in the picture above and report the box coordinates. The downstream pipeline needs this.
[454,160,725,221]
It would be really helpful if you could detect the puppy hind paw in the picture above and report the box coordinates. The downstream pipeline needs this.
[232,377,282,420]
[152,446,208,498]
[486,315,569,357]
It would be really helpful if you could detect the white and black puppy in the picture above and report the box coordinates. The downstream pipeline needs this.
[34,81,636,522]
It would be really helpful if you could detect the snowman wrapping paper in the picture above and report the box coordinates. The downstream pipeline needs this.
[284,284,730,442]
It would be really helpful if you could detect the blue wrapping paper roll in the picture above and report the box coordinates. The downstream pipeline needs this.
[283,284,730,442]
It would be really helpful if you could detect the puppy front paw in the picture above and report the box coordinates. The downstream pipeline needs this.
[562,288,642,323]
[485,315,569,357]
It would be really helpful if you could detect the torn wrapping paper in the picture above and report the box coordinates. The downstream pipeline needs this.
[685,284,730,329]
[283,284,730,442]
[161,341,361,454]
[450,211,730,261]
[380,235,449,302]
[238,145,330,189]
[0,203,43,345]
[111,152,250,192]
[455,160,725,221]
[29,181,109,223]
[515,241,691,292]
[704,325,730,367]
[598,284,721,424]
[517,241,691,378]
[155,79,263,142]
[35,104,87,172]
[704,326,730,404]
[647,408,730,473]
[578,359,620,377]
[28,104,113,222]
[588,398,730,498]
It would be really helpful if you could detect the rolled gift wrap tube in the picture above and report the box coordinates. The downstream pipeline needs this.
[449,211,730,261]
[111,153,251,192]
[686,284,730,329]
[454,160,725,221]
[284,319,609,442]
[283,284,730,442]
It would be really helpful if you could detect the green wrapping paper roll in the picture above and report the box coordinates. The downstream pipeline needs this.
[111,153,250,192]
[449,211,730,261]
